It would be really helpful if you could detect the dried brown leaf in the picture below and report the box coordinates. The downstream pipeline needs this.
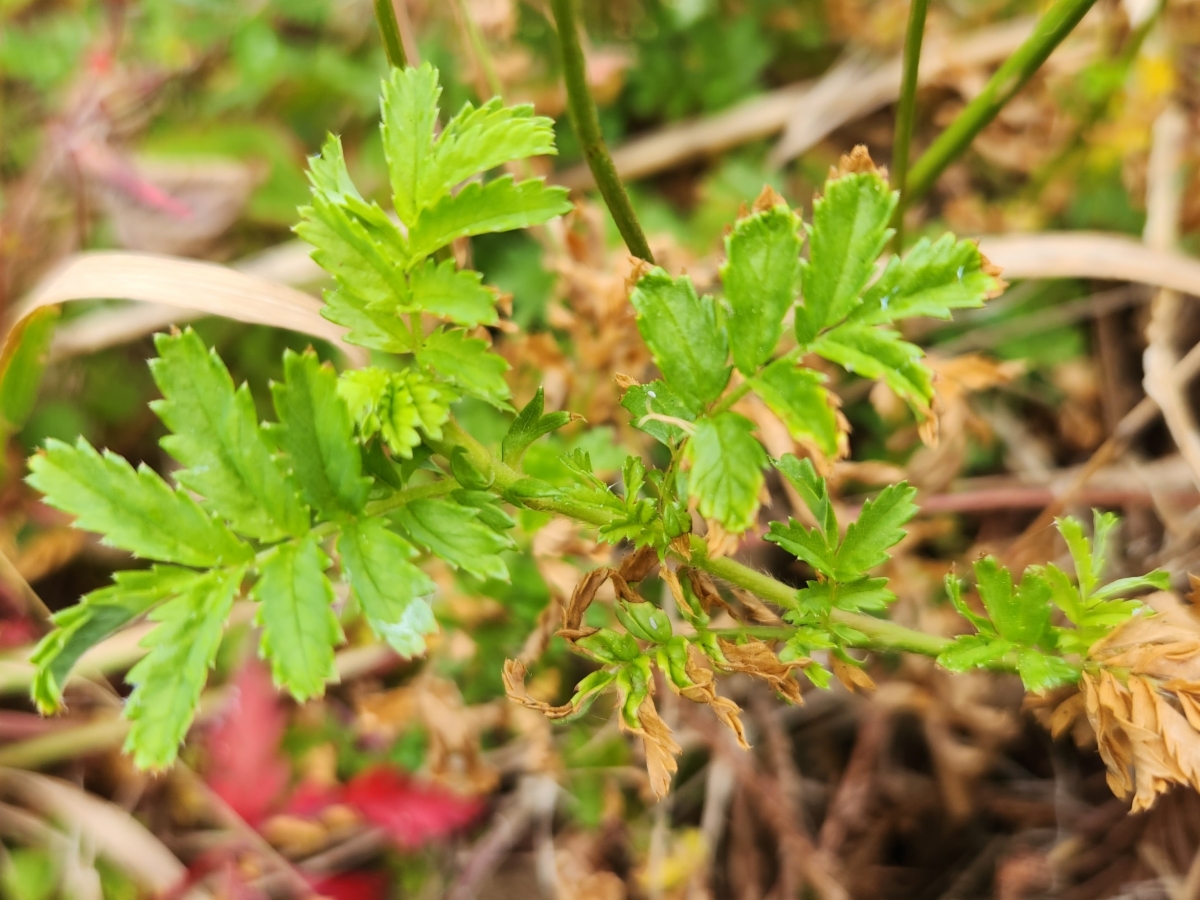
[751,184,789,214]
[563,567,611,634]
[717,638,804,704]
[730,587,784,625]
[671,644,750,749]
[833,144,880,178]
[685,568,736,618]
[620,695,682,800]
[618,544,659,584]
[503,660,577,721]
[831,656,876,694]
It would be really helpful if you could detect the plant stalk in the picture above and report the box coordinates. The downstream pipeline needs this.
[902,0,1100,210]
[374,0,409,69]
[435,417,966,665]
[891,0,929,251]
[548,0,654,264]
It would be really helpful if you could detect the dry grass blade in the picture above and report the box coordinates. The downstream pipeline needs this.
[0,769,189,893]
[556,19,1034,188]
[769,18,1038,167]
[0,601,257,697]
[5,250,364,365]
[977,232,1200,295]
[1140,104,1200,489]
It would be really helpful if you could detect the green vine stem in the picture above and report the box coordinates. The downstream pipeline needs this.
[901,0,1100,210]
[549,0,655,264]
[891,0,929,251]
[374,0,408,69]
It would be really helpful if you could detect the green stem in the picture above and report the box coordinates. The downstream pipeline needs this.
[708,382,753,417]
[689,538,955,658]
[374,0,409,69]
[431,417,964,665]
[901,0,1099,210]
[709,346,803,417]
[548,0,654,264]
[366,476,459,516]
[891,0,928,251]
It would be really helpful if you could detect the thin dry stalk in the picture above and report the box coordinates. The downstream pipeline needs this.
[1141,104,1200,489]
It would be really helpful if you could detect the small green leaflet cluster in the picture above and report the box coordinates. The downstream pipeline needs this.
[26,331,517,770]
[937,512,1169,692]
[621,156,1002,535]
[23,66,578,771]
[296,62,571,413]
[765,455,917,680]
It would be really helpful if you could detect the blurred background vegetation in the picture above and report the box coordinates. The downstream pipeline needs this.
[2,0,1200,898]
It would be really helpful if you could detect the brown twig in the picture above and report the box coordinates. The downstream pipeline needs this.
[818,703,890,856]
[683,702,848,900]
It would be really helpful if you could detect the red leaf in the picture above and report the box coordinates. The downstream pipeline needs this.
[343,766,483,849]
[205,661,289,825]
[308,871,388,900]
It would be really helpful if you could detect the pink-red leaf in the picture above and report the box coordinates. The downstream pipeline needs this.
[204,661,289,825]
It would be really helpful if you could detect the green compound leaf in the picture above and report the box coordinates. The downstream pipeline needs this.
[271,350,369,518]
[1016,649,1079,694]
[123,565,246,770]
[721,199,802,374]
[974,557,1051,647]
[774,455,836,537]
[766,519,834,577]
[408,176,572,260]
[322,287,414,353]
[297,137,411,304]
[937,634,1011,673]
[432,97,557,195]
[27,438,251,568]
[945,571,994,635]
[810,323,933,411]
[416,328,512,409]
[381,63,441,227]
[747,360,841,459]
[795,161,896,343]
[339,519,438,658]
[31,566,202,714]
[834,482,917,580]
[409,258,498,326]
[394,498,516,582]
[150,330,309,543]
[629,269,730,411]
[849,233,1000,327]
[795,576,895,615]
[619,380,696,446]
[1091,571,1171,601]
[339,367,452,459]
[685,412,767,533]
[1058,510,1119,598]
[253,536,342,703]
[502,386,573,466]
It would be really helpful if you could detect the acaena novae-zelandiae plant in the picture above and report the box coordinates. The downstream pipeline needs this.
[25,64,1183,809]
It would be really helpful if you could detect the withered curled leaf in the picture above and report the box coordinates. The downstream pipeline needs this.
[716,638,804,704]
[1078,603,1200,811]
[669,644,749,749]
[502,660,577,720]
[618,544,659,583]
[831,655,876,694]
[620,695,682,800]
[559,567,609,641]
